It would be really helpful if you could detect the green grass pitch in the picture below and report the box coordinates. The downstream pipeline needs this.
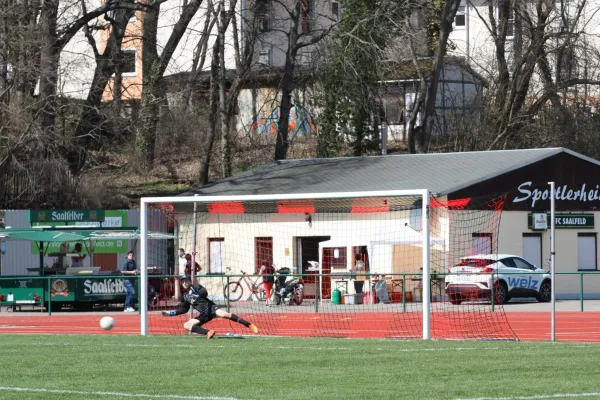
[1,335,600,400]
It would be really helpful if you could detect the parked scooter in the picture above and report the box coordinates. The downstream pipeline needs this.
[273,267,304,306]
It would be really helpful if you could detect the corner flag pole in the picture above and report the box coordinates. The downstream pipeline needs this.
[548,181,556,342]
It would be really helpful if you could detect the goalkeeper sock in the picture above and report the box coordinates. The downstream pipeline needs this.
[191,325,210,335]
[230,314,250,327]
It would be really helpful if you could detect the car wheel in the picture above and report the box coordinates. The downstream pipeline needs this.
[449,295,462,305]
[537,281,551,303]
[493,281,509,304]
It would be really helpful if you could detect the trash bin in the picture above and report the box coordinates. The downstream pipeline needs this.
[332,289,341,305]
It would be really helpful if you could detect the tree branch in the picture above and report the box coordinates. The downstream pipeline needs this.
[57,0,167,50]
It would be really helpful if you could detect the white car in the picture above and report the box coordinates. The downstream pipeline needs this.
[444,254,551,305]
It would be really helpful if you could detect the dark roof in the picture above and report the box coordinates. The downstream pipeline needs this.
[181,148,599,197]
[162,66,316,92]
[380,56,488,86]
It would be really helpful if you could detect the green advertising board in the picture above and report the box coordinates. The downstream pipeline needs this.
[527,213,595,230]
[29,209,105,223]
[31,210,129,254]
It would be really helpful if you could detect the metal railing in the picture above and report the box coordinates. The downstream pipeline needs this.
[2,271,600,315]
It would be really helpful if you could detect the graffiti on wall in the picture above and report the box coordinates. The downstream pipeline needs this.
[245,104,317,136]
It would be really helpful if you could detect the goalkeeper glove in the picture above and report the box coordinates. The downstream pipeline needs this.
[161,311,176,317]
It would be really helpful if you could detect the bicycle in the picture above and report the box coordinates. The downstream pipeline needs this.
[223,269,267,302]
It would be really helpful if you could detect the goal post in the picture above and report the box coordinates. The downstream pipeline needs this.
[139,189,513,341]
[140,190,431,337]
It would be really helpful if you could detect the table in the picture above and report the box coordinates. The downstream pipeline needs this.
[410,276,444,302]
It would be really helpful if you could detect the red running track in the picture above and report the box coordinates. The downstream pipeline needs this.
[1,312,600,342]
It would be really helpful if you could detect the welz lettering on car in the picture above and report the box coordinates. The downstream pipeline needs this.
[506,276,540,290]
[445,255,551,305]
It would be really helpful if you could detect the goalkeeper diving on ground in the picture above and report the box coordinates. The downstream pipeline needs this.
[161,278,259,339]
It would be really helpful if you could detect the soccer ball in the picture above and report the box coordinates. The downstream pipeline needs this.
[100,316,115,330]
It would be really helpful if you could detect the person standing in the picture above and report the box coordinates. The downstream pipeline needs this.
[259,262,275,306]
[353,259,367,294]
[177,248,188,277]
[71,243,87,268]
[121,251,138,312]
[175,248,187,299]
[185,253,201,277]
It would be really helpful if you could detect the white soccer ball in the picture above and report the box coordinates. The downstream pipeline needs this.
[100,316,115,330]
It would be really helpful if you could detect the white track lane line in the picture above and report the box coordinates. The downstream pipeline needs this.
[0,387,239,400]
[456,393,600,400]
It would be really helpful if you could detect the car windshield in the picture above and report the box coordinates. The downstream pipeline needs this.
[455,258,495,268]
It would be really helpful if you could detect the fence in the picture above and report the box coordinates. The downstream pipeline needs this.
[1,272,600,342]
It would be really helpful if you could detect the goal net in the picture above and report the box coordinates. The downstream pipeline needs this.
[140,191,516,340]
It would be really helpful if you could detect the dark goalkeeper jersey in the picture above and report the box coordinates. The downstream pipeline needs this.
[175,283,216,315]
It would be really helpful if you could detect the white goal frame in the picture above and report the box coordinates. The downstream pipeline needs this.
[139,190,432,339]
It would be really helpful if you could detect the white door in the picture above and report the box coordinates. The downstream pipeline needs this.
[209,239,225,274]
[578,234,596,270]
[522,235,542,268]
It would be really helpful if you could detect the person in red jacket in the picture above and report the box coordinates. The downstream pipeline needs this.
[258,261,275,306]
[184,253,201,277]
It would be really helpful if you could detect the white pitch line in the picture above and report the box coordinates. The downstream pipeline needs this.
[456,393,600,400]
[0,387,239,400]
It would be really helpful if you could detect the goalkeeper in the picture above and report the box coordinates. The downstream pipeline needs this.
[161,278,259,339]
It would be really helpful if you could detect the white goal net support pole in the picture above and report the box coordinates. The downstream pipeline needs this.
[139,189,432,338]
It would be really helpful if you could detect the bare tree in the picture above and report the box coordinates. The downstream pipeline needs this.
[134,0,208,169]
[198,0,259,184]
[272,0,337,160]
[404,0,462,153]
[468,0,600,149]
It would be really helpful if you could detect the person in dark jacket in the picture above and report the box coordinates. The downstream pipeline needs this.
[121,251,138,312]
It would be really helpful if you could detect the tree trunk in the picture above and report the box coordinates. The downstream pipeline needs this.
[38,0,60,158]
[198,31,221,186]
[113,66,123,115]
[274,30,298,161]
[135,62,162,168]
[218,6,232,178]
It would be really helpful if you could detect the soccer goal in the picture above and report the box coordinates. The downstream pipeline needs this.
[139,190,515,340]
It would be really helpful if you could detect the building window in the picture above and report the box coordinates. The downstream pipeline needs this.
[208,238,225,274]
[298,51,312,66]
[116,49,137,77]
[258,47,271,65]
[256,0,272,32]
[255,237,273,271]
[506,6,514,37]
[472,233,493,254]
[559,46,577,81]
[578,233,597,270]
[301,0,314,33]
[455,6,466,27]
[505,39,514,70]
[105,9,137,23]
[324,247,347,269]
[331,1,341,21]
